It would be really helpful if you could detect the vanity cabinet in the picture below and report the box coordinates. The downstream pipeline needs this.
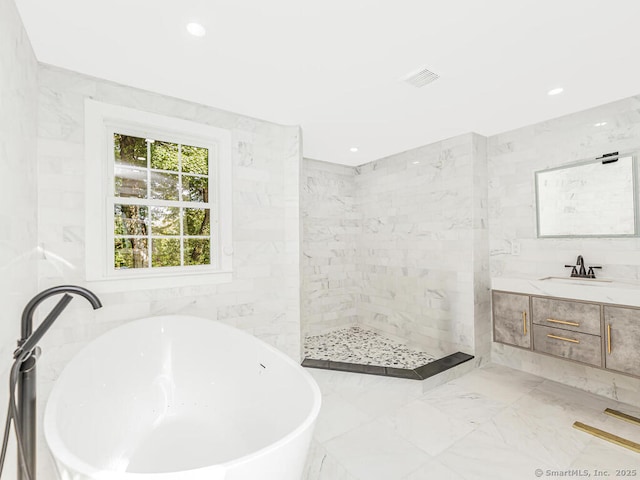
[603,306,640,376]
[492,291,530,349]
[492,290,640,378]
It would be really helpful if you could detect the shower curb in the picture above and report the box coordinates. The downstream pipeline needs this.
[302,351,474,380]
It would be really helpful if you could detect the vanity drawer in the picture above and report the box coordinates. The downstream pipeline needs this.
[532,297,601,335]
[533,325,602,367]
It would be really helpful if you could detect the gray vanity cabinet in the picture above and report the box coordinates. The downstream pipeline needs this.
[492,291,531,349]
[492,290,640,378]
[603,306,640,376]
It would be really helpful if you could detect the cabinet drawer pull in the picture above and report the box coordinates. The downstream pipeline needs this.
[547,333,580,344]
[523,311,527,335]
[546,318,580,327]
[607,324,611,354]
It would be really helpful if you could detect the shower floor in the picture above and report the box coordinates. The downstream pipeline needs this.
[304,327,436,369]
[302,327,473,380]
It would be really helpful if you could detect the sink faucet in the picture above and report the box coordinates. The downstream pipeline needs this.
[13,285,102,480]
[564,255,602,279]
[576,255,586,277]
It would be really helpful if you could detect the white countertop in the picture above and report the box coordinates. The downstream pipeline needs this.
[491,276,640,307]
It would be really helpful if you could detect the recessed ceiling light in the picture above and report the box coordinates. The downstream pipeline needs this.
[349,147,359,153]
[412,161,420,164]
[186,22,207,37]
[594,122,607,127]
[547,87,564,96]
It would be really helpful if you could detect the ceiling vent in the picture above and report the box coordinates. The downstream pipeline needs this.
[402,67,439,88]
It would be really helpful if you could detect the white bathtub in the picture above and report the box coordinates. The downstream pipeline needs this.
[43,315,321,480]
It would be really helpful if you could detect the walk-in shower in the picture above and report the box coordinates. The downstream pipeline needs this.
[301,136,488,379]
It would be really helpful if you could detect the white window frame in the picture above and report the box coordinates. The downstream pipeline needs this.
[85,99,233,291]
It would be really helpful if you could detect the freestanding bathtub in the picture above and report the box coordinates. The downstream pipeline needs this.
[43,315,321,480]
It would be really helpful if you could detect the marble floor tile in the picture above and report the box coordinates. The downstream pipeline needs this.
[570,437,640,471]
[418,382,507,427]
[335,375,426,418]
[307,365,380,397]
[436,420,558,480]
[448,362,544,404]
[380,398,477,456]
[323,419,432,480]
[515,379,613,426]
[402,457,467,480]
[313,392,372,443]
[480,405,591,467]
[302,363,640,480]
[303,440,359,480]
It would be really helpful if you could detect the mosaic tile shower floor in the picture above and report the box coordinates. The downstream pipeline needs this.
[304,327,437,369]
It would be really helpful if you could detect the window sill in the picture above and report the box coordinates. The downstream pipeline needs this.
[86,270,233,293]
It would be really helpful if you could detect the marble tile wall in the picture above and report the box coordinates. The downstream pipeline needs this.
[35,65,302,478]
[0,0,38,477]
[355,133,489,357]
[302,159,359,335]
[488,95,640,281]
[472,134,492,360]
[302,134,491,359]
[488,94,640,405]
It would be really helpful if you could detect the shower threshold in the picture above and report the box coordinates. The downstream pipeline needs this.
[302,327,473,380]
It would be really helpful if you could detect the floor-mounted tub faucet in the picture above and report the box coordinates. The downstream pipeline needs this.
[2,285,102,480]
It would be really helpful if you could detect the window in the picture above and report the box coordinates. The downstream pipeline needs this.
[85,100,232,290]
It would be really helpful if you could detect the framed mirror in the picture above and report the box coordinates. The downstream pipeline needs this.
[535,153,637,237]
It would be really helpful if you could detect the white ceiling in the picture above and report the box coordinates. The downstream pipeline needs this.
[15,0,640,166]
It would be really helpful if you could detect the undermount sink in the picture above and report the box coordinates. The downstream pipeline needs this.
[538,276,613,286]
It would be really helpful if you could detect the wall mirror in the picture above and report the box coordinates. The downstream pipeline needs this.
[535,153,637,237]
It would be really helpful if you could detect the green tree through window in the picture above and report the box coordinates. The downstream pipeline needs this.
[113,133,212,269]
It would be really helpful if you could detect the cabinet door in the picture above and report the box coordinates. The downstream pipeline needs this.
[604,306,640,376]
[493,291,531,349]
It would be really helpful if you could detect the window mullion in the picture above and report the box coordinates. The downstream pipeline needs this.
[146,139,152,267]
[113,197,209,209]
[179,144,185,267]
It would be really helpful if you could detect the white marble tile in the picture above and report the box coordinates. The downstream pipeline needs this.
[306,365,381,397]
[335,375,425,418]
[482,406,591,467]
[402,458,467,480]
[436,419,558,480]
[323,420,432,480]
[301,132,489,359]
[303,440,359,480]
[305,363,640,480]
[447,362,544,404]
[313,392,372,443]
[570,437,640,471]
[419,382,507,427]
[516,380,615,425]
[380,398,477,456]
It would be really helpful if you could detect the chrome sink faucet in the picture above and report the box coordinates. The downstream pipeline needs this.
[565,255,602,279]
